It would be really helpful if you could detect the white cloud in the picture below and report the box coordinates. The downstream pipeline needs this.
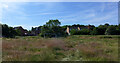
[28,12,56,16]
[2,2,27,11]
[2,2,29,18]
[59,7,117,26]
[1,2,118,29]
[84,10,117,25]
[2,4,8,9]
[58,9,96,23]
[85,13,95,18]
[22,11,66,16]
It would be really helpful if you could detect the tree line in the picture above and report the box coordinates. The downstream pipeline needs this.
[70,23,120,35]
[1,19,120,38]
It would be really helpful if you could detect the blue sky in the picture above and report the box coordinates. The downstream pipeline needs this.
[1,2,118,30]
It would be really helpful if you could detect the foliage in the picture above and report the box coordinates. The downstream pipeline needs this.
[105,25,119,35]
[70,29,78,35]
[2,22,120,38]
[71,29,90,35]
[90,27,98,35]
[89,23,120,35]
[46,19,61,27]
[79,29,90,35]
[2,24,17,38]
[40,19,66,37]
[90,24,109,35]
[15,29,23,36]
[97,25,108,35]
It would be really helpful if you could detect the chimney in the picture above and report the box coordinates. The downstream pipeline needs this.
[66,27,70,35]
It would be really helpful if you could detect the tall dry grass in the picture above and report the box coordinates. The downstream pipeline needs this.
[2,35,118,61]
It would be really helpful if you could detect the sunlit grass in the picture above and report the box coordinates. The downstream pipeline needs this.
[2,35,118,61]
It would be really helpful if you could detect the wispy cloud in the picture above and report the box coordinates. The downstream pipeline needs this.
[101,3,105,12]
[59,4,117,26]
[2,4,8,9]
[1,2,30,22]
[23,12,65,16]
[58,9,96,24]
[1,2,118,30]
[83,10,117,25]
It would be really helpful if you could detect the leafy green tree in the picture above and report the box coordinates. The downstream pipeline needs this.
[46,19,61,27]
[15,29,23,36]
[105,25,118,35]
[90,23,109,35]
[105,23,110,26]
[2,24,9,37]
[89,25,95,31]
[70,29,78,35]
[116,24,120,35]
[90,27,99,35]
[40,25,51,37]
[70,29,90,35]
[9,27,17,37]
[97,24,109,35]
[40,19,66,37]
[80,29,90,35]
[2,24,17,38]
[72,24,85,27]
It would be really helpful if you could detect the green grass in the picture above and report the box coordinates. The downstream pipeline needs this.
[2,35,119,61]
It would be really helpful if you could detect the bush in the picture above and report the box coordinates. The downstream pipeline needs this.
[90,27,107,35]
[70,29,78,35]
[41,25,67,38]
[105,26,118,35]
[80,29,90,35]
[90,27,99,35]
[70,29,90,35]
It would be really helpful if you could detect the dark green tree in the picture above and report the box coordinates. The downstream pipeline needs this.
[105,25,118,35]
[2,24,9,37]
[90,27,99,35]
[40,19,66,37]
[97,24,109,35]
[70,29,78,35]
[105,23,110,26]
[15,29,23,36]
[2,24,17,38]
[46,19,61,27]
[70,29,90,35]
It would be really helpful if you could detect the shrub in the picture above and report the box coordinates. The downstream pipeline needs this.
[70,29,90,35]
[90,27,107,35]
[105,26,118,35]
[79,29,90,35]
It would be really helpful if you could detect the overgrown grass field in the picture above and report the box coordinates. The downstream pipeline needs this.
[2,35,119,61]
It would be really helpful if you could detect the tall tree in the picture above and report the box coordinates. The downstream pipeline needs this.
[40,19,66,37]
[2,24,17,38]
[105,25,117,35]
[46,19,61,27]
